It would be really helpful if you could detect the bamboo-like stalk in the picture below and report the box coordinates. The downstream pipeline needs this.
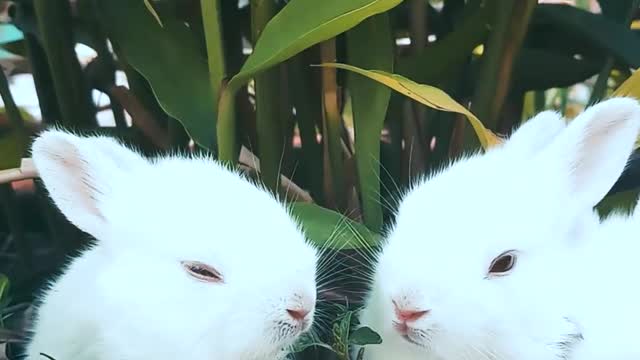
[290,53,324,202]
[251,0,282,193]
[467,0,536,148]
[0,66,24,131]
[201,0,227,108]
[33,0,96,128]
[23,33,62,124]
[217,86,238,163]
[320,39,346,211]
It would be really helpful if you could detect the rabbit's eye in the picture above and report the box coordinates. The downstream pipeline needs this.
[181,261,224,283]
[487,250,517,276]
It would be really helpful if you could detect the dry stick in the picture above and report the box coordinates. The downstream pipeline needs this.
[239,147,313,203]
[108,85,170,149]
[0,154,314,205]
[0,158,37,184]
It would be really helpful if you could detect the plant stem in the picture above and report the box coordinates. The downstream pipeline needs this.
[201,0,227,110]
[290,53,324,202]
[347,13,393,232]
[467,0,536,148]
[217,84,239,163]
[534,90,546,112]
[23,33,62,124]
[33,0,96,129]
[251,0,282,193]
[320,39,346,211]
[0,67,24,130]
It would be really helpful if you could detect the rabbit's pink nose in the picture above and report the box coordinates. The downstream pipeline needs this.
[287,308,310,321]
[393,301,430,322]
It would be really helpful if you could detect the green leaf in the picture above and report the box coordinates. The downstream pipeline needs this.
[290,202,381,250]
[316,63,501,149]
[143,0,164,27]
[332,309,354,360]
[597,0,638,22]
[96,0,217,150]
[596,189,640,219]
[349,326,383,346]
[535,4,640,68]
[0,56,29,170]
[0,129,29,170]
[0,274,9,304]
[347,13,393,234]
[229,0,402,89]
[396,4,491,84]
[510,48,603,92]
[290,332,335,354]
[218,0,403,162]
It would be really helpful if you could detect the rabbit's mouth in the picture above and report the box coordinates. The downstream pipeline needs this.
[399,328,432,349]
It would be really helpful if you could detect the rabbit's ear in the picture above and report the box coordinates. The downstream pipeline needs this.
[502,110,566,157]
[31,129,148,238]
[539,97,640,210]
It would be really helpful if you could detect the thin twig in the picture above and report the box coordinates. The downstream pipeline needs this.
[0,158,37,184]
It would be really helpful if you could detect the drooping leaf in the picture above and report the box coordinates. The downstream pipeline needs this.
[349,326,383,346]
[218,0,403,162]
[316,63,501,149]
[96,0,217,149]
[290,202,381,250]
[535,4,640,68]
[612,69,640,99]
[228,0,402,90]
[347,13,393,233]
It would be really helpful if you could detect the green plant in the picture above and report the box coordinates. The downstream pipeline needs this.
[1,0,640,359]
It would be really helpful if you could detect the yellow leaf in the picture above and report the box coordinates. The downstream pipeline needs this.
[611,70,640,98]
[315,62,502,149]
[473,44,484,56]
[610,70,640,149]
[144,0,163,28]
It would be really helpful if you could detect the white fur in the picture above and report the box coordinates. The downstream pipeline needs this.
[26,130,318,360]
[359,98,640,360]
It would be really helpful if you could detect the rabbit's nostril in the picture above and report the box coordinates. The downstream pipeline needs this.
[287,308,310,321]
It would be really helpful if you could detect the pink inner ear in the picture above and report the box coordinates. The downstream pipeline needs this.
[571,119,627,189]
[48,146,106,222]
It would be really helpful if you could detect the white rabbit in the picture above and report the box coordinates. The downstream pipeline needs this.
[358,97,640,360]
[25,130,318,360]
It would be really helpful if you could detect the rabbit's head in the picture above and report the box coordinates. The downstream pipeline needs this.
[32,130,318,359]
[361,98,640,360]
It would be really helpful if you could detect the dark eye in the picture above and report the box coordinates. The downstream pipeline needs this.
[488,250,517,276]
[181,261,223,283]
